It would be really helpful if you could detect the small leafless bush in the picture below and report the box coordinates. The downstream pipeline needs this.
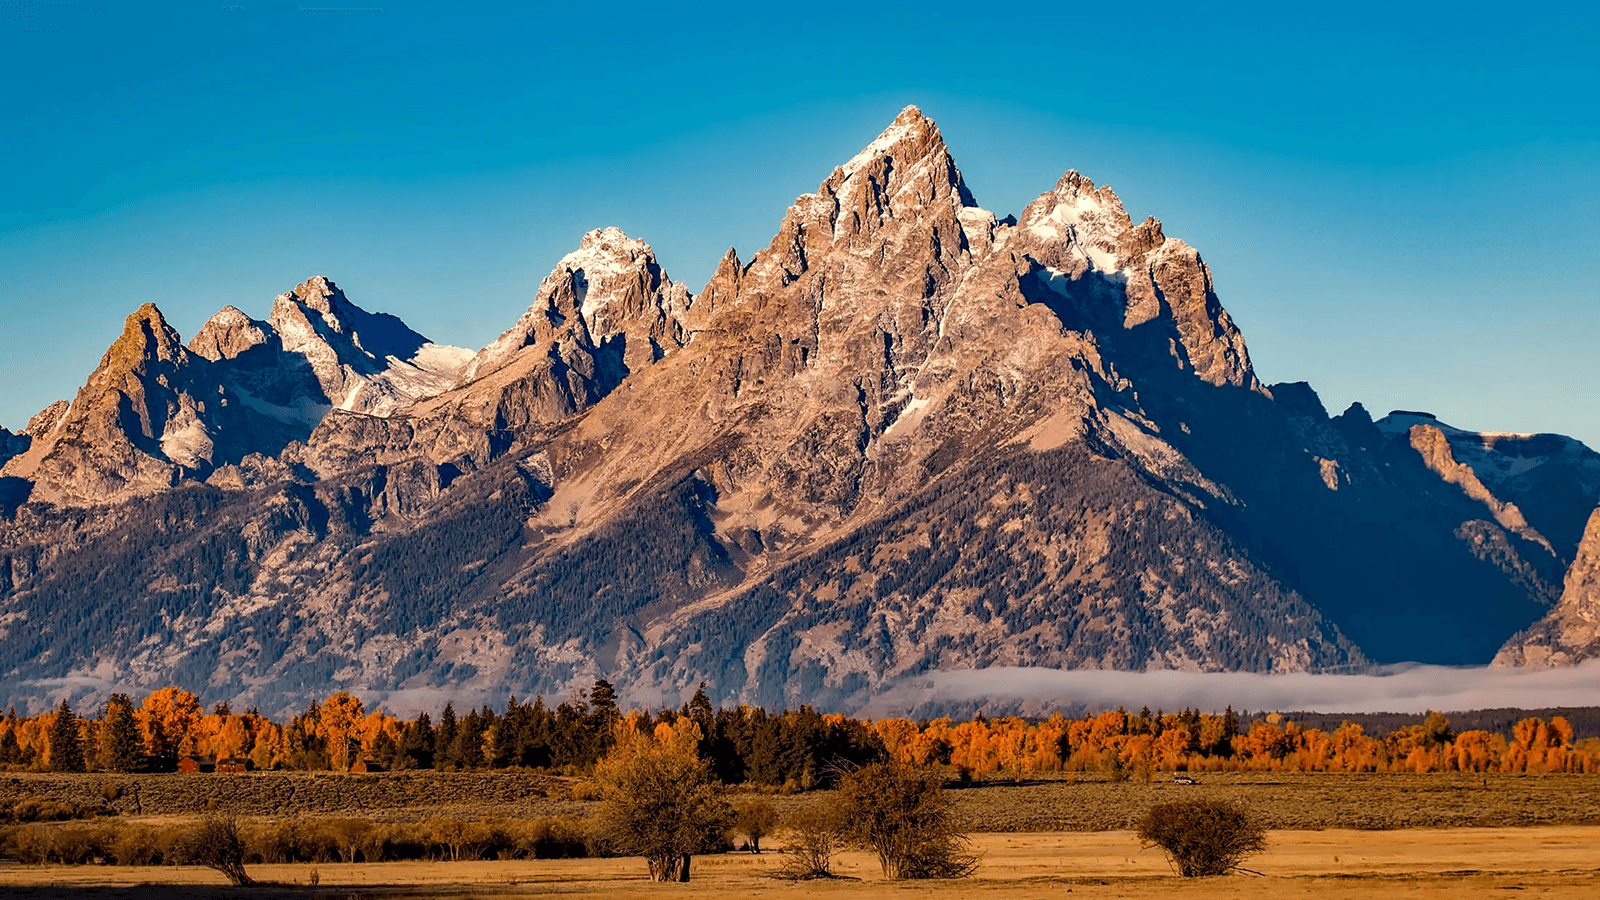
[773,804,846,880]
[1137,799,1266,876]
[4,797,93,823]
[175,816,253,886]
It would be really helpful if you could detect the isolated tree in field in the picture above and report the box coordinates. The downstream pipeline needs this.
[1137,799,1266,876]
[176,816,254,885]
[835,761,977,879]
[733,796,779,852]
[48,699,86,772]
[590,716,734,882]
[98,693,143,772]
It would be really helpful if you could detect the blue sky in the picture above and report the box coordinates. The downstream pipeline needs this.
[2,2,1596,446]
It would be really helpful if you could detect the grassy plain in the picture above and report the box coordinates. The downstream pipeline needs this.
[3,828,1600,898]
[4,773,1599,897]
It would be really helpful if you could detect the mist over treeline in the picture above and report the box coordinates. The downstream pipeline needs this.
[7,681,1599,782]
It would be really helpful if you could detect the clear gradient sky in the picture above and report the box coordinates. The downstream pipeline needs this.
[2,2,1596,446]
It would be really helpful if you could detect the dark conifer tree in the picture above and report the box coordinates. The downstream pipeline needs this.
[590,680,619,721]
[435,703,458,770]
[99,693,142,772]
[687,683,714,729]
[395,712,433,770]
[450,707,488,769]
[48,699,87,772]
[369,728,398,769]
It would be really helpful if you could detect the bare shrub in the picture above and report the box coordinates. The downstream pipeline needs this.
[6,798,89,823]
[1137,799,1267,877]
[109,824,165,866]
[249,819,339,864]
[175,816,254,886]
[426,817,489,861]
[733,797,779,853]
[516,816,591,859]
[326,817,375,863]
[835,762,978,880]
[48,823,113,864]
[774,804,845,880]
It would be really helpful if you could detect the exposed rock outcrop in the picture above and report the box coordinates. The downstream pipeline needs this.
[1496,506,1600,666]
[0,428,25,468]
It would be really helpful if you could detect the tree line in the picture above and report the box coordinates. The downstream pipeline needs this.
[4,684,1597,778]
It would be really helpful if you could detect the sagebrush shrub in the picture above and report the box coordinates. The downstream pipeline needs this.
[1137,799,1266,876]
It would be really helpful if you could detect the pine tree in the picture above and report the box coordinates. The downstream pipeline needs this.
[435,703,458,770]
[99,693,143,772]
[0,728,22,766]
[688,682,713,728]
[395,712,433,770]
[49,699,87,772]
[590,679,619,719]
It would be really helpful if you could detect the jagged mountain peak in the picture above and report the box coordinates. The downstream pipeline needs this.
[574,225,646,256]
[268,273,426,362]
[279,275,346,315]
[1016,170,1134,273]
[742,106,982,297]
[101,303,188,374]
[557,227,683,335]
[382,228,694,442]
[836,104,950,176]
[4,301,223,502]
[189,305,272,362]
[259,275,468,416]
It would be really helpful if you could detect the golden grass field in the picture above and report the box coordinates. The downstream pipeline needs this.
[4,773,1600,897]
[3,827,1599,898]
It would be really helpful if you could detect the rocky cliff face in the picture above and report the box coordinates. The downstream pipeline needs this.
[0,428,25,468]
[1376,411,1600,558]
[0,106,1591,714]
[1496,506,1600,666]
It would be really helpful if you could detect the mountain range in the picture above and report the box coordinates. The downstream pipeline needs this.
[2,107,1597,715]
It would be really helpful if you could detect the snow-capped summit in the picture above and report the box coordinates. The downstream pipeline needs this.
[266,276,472,416]
[458,228,689,388]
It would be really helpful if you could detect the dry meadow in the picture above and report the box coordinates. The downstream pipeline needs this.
[3,772,1599,897]
[3,827,1599,898]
